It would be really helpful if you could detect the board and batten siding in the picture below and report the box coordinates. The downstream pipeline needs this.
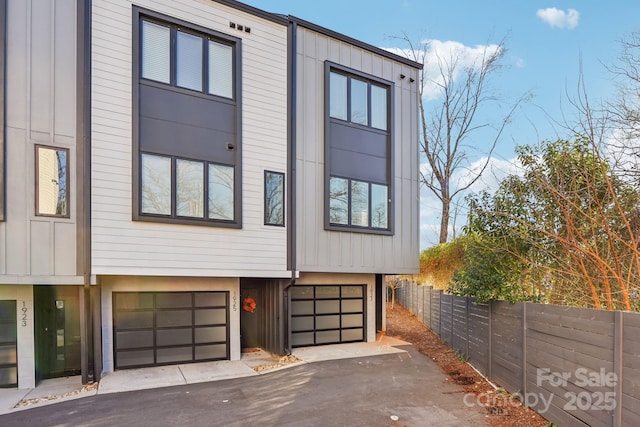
[0,0,82,283]
[295,26,420,275]
[91,0,288,277]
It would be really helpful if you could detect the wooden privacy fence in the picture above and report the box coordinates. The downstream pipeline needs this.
[395,281,640,427]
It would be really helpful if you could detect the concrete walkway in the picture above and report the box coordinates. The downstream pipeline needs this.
[0,335,408,415]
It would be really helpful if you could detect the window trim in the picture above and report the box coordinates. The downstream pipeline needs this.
[35,145,70,219]
[328,175,390,231]
[324,62,394,235]
[139,152,237,226]
[132,6,242,229]
[264,170,285,227]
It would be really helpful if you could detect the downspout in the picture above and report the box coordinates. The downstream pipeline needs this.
[78,0,94,383]
[284,19,298,355]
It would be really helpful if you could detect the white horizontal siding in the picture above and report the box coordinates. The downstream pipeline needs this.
[91,0,288,277]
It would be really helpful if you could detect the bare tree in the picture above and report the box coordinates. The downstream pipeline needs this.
[400,36,528,243]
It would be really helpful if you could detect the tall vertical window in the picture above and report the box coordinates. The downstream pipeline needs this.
[36,146,69,217]
[135,9,241,227]
[264,171,284,226]
[325,63,393,234]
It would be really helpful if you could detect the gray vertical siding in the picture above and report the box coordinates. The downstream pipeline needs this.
[1,0,81,281]
[395,281,640,427]
[294,26,420,275]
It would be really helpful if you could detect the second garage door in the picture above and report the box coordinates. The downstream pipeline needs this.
[113,292,229,369]
[291,285,365,347]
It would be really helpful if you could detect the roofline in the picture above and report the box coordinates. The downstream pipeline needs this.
[210,1,423,70]
[288,15,423,70]
[211,0,289,25]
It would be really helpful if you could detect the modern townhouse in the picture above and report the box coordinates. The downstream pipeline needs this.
[0,0,420,389]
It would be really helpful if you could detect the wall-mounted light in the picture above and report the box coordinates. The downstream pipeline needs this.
[400,74,406,80]
[409,78,415,83]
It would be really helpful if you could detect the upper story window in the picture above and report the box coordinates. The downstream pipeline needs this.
[264,171,284,226]
[36,145,69,218]
[325,62,394,235]
[133,8,242,228]
[329,70,388,131]
[141,19,234,98]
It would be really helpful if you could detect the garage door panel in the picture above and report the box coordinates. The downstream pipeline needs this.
[195,309,225,325]
[0,301,17,388]
[116,331,154,349]
[115,293,153,310]
[156,310,192,327]
[342,314,363,328]
[156,328,192,346]
[316,300,339,314]
[195,326,226,343]
[292,332,314,347]
[157,347,192,364]
[116,312,154,329]
[292,300,313,315]
[316,315,340,330]
[116,350,154,368]
[342,299,363,313]
[195,344,227,360]
[156,293,192,308]
[342,329,363,342]
[195,292,226,307]
[316,330,340,344]
[291,285,365,348]
[315,286,340,299]
[113,292,229,369]
[0,367,17,387]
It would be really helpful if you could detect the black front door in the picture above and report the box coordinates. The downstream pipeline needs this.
[34,286,81,382]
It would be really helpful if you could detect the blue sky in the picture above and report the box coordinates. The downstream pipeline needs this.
[242,0,640,248]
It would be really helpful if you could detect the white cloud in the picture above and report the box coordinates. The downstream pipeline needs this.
[536,8,580,29]
[385,40,502,100]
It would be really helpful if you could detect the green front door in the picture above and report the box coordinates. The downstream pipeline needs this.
[34,286,81,381]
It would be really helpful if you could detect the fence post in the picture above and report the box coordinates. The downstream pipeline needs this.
[466,297,470,360]
[488,300,493,380]
[614,311,623,427]
[522,302,527,403]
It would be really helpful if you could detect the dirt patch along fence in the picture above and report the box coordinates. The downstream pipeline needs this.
[395,281,640,427]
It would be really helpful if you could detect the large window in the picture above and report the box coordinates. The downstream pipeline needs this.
[141,154,234,221]
[329,177,388,230]
[325,62,393,234]
[134,8,241,227]
[140,19,234,98]
[329,70,388,131]
[36,145,69,218]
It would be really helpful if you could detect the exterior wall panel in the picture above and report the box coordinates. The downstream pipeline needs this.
[295,27,419,275]
[0,0,80,282]
[91,0,288,277]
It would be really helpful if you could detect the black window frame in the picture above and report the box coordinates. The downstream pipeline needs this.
[264,170,285,227]
[0,0,6,222]
[324,62,394,235]
[328,175,390,230]
[132,7,242,228]
[35,144,70,219]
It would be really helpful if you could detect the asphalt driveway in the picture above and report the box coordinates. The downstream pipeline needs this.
[0,345,488,426]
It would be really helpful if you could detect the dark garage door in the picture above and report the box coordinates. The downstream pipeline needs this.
[0,300,17,388]
[291,285,365,347]
[113,292,229,369]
